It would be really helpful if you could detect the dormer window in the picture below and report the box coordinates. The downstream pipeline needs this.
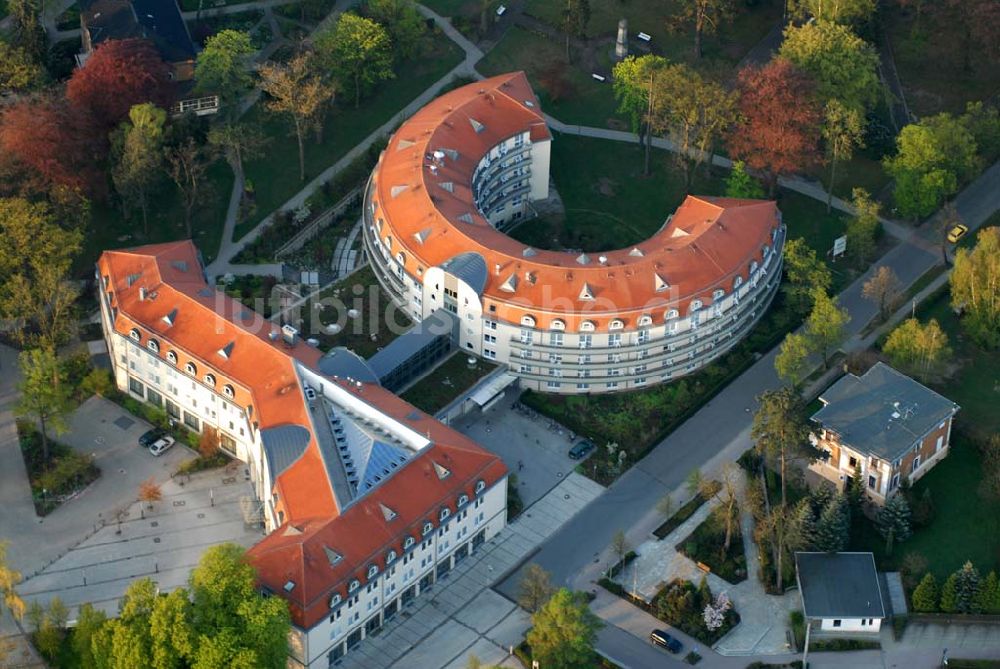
[458,494,469,507]
[665,309,679,320]
[712,289,725,301]
[520,315,535,327]
[440,507,450,522]
[129,328,141,341]
[147,339,160,353]
[367,564,378,579]
[349,580,359,592]
[330,594,342,608]
[204,374,216,387]
[386,550,397,564]
[690,299,703,311]
[223,384,235,398]
[638,315,652,327]
[475,479,486,494]
[609,319,624,331]
[734,276,744,290]
[185,362,197,376]
[166,351,178,365]
[550,319,565,331]
[403,536,415,550]
[422,522,433,536]
[580,320,596,332]
[750,260,759,275]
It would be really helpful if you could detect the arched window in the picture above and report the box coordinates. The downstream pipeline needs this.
[712,289,725,301]
[475,480,486,494]
[665,309,679,320]
[223,384,235,398]
[386,550,397,564]
[403,536,415,550]
[734,276,744,290]
[204,374,216,387]
[458,494,469,507]
[166,351,178,365]
[349,580,359,592]
[367,564,378,579]
[185,362,197,376]
[440,507,450,522]
[395,251,406,266]
[638,315,652,327]
[422,522,433,536]
[147,339,159,353]
[129,328,141,341]
[550,319,565,331]
[690,299,703,311]
[580,320,596,332]
[609,319,624,330]
[520,315,536,327]
[330,593,342,608]
[750,261,759,275]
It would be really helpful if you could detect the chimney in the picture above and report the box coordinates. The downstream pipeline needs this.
[139,287,147,301]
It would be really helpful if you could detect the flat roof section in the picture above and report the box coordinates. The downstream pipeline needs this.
[796,552,886,620]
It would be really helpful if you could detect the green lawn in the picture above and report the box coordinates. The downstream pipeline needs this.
[236,36,463,240]
[477,26,623,128]
[400,352,498,414]
[508,133,725,251]
[851,434,1000,581]
[524,0,781,68]
[80,159,234,274]
[299,265,411,358]
[885,3,1000,116]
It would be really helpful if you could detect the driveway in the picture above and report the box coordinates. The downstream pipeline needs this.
[452,393,586,508]
[1,395,193,581]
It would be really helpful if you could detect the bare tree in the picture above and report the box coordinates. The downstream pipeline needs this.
[862,265,903,322]
[610,529,630,568]
[517,563,555,613]
[166,137,214,237]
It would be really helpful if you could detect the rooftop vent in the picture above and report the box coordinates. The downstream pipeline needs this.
[629,247,644,257]
[469,118,485,133]
[576,253,591,265]
[522,247,537,257]
[281,324,299,346]
[457,213,474,224]
[438,181,454,193]
[283,581,296,593]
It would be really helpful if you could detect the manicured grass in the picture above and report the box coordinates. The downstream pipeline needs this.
[299,265,411,358]
[400,352,498,414]
[508,133,725,251]
[885,4,1000,116]
[477,26,623,128]
[809,150,893,202]
[851,434,1000,582]
[524,0,781,68]
[80,159,234,274]
[236,36,463,240]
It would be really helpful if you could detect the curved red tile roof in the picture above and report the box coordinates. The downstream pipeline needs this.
[372,72,782,329]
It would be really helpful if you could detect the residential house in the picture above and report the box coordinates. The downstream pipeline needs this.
[795,552,886,633]
[809,362,960,504]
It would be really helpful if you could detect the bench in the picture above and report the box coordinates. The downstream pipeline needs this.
[637,32,651,42]
[592,73,606,82]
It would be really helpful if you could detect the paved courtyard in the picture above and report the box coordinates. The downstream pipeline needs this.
[16,466,264,618]
[335,472,604,669]
[453,394,587,508]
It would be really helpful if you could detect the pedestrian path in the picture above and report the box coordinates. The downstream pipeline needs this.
[334,473,603,669]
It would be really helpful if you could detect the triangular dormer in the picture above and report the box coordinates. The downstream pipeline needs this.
[379,503,397,522]
[499,274,518,293]
[432,461,451,480]
[579,283,595,300]
[324,545,342,566]
[162,308,178,327]
[655,274,670,292]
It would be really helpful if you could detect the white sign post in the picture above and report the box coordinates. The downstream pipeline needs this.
[832,235,847,259]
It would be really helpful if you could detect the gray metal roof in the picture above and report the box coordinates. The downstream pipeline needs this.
[812,362,958,460]
[796,552,885,619]
[260,424,311,486]
[440,252,488,295]
[368,309,455,380]
[318,347,379,383]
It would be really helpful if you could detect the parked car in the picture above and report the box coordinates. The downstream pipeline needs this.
[148,436,176,456]
[568,439,595,460]
[650,629,683,653]
[139,428,167,448]
[947,223,969,243]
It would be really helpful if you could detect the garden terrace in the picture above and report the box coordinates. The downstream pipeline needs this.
[400,352,498,415]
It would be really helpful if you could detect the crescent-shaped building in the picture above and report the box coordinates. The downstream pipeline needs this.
[365,71,786,394]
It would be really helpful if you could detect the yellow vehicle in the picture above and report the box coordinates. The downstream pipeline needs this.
[947,223,969,243]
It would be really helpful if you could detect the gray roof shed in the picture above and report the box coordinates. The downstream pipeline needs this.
[795,552,886,620]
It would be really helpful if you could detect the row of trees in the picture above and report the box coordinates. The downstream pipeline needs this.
[912,562,1000,614]
[23,544,290,669]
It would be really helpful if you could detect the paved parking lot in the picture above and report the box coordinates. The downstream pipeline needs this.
[453,394,587,507]
[16,466,265,618]
[4,396,194,579]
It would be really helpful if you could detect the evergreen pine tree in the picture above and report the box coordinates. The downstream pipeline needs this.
[814,494,850,552]
[954,561,981,613]
[940,573,959,613]
[808,484,834,515]
[876,495,913,554]
[911,573,939,612]
[787,498,817,551]
[977,571,1000,614]
[846,465,866,510]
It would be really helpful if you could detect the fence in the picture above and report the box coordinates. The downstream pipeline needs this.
[274,186,362,259]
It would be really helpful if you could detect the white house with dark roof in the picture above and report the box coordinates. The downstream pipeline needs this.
[809,362,960,505]
[796,552,886,633]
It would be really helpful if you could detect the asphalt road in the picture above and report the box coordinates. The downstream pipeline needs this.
[495,160,1000,667]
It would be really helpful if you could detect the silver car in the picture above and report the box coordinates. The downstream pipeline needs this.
[148,436,176,456]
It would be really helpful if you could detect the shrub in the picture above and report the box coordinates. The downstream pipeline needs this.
[79,367,115,398]
[912,573,939,612]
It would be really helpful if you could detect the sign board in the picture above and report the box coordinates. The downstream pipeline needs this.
[832,235,847,257]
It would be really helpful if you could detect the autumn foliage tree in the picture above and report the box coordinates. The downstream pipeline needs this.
[139,477,163,509]
[727,59,823,195]
[66,39,173,135]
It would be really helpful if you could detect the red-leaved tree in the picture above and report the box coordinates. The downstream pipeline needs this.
[66,39,174,134]
[727,58,823,195]
[0,95,106,197]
